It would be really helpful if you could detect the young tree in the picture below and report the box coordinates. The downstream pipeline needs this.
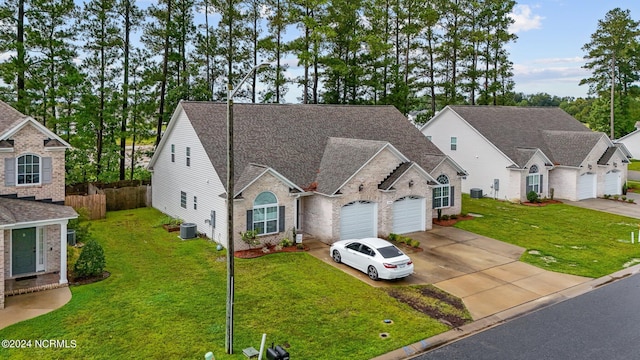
[581,8,640,138]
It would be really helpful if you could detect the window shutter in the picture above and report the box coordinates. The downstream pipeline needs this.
[540,175,543,193]
[42,157,52,184]
[278,206,285,232]
[5,158,15,186]
[525,175,531,193]
[246,210,253,231]
[432,188,436,209]
[450,186,455,207]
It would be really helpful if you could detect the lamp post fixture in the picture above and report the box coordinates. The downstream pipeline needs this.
[226,62,270,355]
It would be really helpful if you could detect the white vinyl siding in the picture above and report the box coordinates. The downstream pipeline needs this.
[151,106,228,247]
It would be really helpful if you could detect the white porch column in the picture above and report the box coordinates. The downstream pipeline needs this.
[59,221,68,285]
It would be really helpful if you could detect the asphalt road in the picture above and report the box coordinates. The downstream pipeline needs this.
[412,273,640,360]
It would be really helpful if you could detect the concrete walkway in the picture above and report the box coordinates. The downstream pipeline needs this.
[0,287,71,329]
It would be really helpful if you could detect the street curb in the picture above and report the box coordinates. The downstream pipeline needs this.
[370,264,640,360]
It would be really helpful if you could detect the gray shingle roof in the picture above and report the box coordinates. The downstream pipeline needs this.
[0,198,77,225]
[378,162,413,190]
[448,105,597,167]
[316,137,388,194]
[181,103,448,194]
[0,100,28,134]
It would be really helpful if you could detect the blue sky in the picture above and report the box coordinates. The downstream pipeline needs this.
[509,1,640,98]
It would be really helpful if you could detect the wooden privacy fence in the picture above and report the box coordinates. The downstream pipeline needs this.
[65,194,106,220]
[65,180,151,220]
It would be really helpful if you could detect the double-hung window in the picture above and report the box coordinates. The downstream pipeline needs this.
[450,137,457,151]
[180,191,187,208]
[18,154,40,185]
[186,147,191,167]
[253,192,278,235]
[526,165,542,194]
[171,144,175,162]
[433,174,451,208]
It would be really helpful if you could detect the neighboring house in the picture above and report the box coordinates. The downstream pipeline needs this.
[421,105,629,202]
[0,101,77,309]
[148,102,467,249]
[615,122,640,159]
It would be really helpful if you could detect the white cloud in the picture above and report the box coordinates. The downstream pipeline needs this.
[0,51,14,61]
[509,4,544,33]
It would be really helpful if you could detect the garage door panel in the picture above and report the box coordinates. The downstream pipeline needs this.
[340,201,376,240]
[604,172,621,195]
[577,173,596,200]
[393,196,425,234]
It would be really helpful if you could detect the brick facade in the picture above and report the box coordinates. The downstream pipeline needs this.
[0,123,66,202]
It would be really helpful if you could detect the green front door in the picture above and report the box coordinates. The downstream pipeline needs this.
[12,228,36,275]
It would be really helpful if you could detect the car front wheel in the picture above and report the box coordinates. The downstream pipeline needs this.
[367,265,379,281]
[332,250,341,263]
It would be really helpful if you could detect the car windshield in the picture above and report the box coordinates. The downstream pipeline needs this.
[377,245,403,259]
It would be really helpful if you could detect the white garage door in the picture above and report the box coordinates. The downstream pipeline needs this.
[392,196,425,234]
[577,173,596,200]
[340,201,376,240]
[604,171,621,195]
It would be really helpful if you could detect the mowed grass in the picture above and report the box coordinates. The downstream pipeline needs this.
[627,159,640,171]
[0,208,448,359]
[457,194,640,278]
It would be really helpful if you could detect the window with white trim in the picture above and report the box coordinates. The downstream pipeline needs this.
[193,196,197,210]
[450,137,457,151]
[526,165,542,194]
[171,144,175,162]
[253,191,278,235]
[18,154,40,185]
[186,147,191,167]
[180,191,187,208]
[433,174,450,208]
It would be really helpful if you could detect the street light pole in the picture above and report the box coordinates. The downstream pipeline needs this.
[226,62,270,355]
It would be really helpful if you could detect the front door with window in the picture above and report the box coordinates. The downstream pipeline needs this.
[12,228,37,275]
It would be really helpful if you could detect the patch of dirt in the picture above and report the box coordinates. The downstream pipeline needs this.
[235,245,309,259]
[433,215,474,227]
[418,287,466,311]
[386,288,470,328]
[69,271,110,286]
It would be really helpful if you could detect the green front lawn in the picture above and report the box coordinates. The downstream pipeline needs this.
[0,208,449,359]
[628,159,640,171]
[458,194,640,278]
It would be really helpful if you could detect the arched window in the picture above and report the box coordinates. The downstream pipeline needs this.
[253,192,278,235]
[526,165,542,194]
[433,174,451,208]
[17,154,40,185]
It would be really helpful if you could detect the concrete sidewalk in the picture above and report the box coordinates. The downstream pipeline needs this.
[0,287,71,330]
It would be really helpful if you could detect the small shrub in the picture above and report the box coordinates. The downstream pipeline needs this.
[628,199,635,203]
[388,233,398,242]
[240,229,260,248]
[296,243,304,250]
[527,191,539,203]
[622,196,627,201]
[73,239,106,278]
[410,239,420,248]
[450,214,458,220]
[280,238,293,247]
[613,195,620,200]
[461,212,468,217]
[603,194,611,199]
[441,215,450,220]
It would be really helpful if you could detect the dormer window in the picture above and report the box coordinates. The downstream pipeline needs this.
[18,154,40,185]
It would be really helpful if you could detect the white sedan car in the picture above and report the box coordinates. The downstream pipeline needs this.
[329,237,414,280]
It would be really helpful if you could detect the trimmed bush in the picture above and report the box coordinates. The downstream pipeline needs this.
[527,191,539,203]
[74,239,106,278]
[410,239,420,248]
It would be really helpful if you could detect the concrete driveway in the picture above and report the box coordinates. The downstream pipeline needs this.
[307,227,589,320]
[560,191,640,219]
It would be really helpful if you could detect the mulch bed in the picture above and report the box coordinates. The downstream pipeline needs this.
[521,199,563,207]
[432,215,475,227]
[69,271,111,286]
[235,245,309,259]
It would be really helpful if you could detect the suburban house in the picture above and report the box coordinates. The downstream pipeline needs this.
[0,101,77,309]
[421,105,629,202]
[615,122,640,160]
[148,102,467,250]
